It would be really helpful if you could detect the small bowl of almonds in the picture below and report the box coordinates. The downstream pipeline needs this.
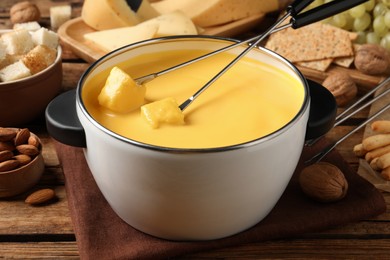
[0,127,44,198]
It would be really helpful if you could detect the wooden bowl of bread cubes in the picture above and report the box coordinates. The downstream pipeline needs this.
[0,24,62,126]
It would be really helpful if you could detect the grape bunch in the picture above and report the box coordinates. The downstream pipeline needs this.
[306,0,390,50]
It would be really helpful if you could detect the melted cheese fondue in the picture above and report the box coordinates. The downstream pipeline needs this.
[82,49,305,149]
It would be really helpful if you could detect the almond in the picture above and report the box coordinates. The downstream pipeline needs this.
[14,128,30,146]
[25,188,56,205]
[0,150,14,163]
[13,154,32,166]
[0,128,17,142]
[27,135,40,148]
[0,141,15,152]
[16,144,39,157]
[0,159,20,172]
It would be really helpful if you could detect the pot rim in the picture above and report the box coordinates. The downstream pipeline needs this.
[76,35,310,153]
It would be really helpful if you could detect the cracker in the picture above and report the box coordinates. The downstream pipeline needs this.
[296,58,333,71]
[265,22,354,62]
[333,43,359,68]
[333,56,354,68]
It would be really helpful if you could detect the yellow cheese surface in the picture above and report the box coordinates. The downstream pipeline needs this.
[83,49,304,149]
[83,23,159,52]
[107,0,159,23]
[142,11,198,36]
[152,0,279,27]
[81,0,139,30]
[82,0,159,30]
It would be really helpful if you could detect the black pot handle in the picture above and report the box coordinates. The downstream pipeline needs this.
[45,79,336,148]
[45,89,86,147]
[305,79,337,140]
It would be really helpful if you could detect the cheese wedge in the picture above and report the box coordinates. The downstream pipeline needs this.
[82,0,159,30]
[106,0,159,22]
[151,0,279,27]
[83,22,159,52]
[142,11,197,36]
[82,0,139,30]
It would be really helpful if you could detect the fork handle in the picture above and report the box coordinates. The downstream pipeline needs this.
[291,0,368,29]
[286,0,315,16]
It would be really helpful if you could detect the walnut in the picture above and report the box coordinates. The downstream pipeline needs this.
[354,44,390,75]
[322,71,357,107]
[299,162,348,203]
[10,1,41,24]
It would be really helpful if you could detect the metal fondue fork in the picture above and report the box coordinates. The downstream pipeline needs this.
[306,77,390,146]
[305,79,390,165]
[134,0,368,111]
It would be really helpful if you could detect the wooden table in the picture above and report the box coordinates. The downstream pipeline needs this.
[1,1,390,259]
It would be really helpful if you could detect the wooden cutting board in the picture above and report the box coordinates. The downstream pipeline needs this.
[58,16,386,89]
[58,15,265,63]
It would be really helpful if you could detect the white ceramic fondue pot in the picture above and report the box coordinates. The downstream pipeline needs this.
[46,36,336,240]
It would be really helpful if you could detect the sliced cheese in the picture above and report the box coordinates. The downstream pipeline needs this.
[107,0,159,22]
[151,0,279,27]
[142,11,197,36]
[82,0,140,30]
[84,22,158,52]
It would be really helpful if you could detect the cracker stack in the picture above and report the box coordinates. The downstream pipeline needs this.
[265,22,357,72]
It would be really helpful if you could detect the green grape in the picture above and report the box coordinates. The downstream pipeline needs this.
[343,13,355,30]
[382,0,390,8]
[353,12,371,31]
[349,4,366,18]
[385,10,390,27]
[366,32,381,44]
[322,17,334,25]
[332,13,347,28]
[381,33,390,50]
[354,31,367,44]
[374,3,388,18]
[365,0,376,11]
[373,16,388,37]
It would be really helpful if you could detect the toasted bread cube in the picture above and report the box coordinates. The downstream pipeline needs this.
[0,60,31,82]
[0,57,10,70]
[31,28,59,49]
[13,21,41,32]
[0,41,6,61]
[22,45,57,74]
[0,54,23,70]
[1,29,34,55]
[50,5,72,29]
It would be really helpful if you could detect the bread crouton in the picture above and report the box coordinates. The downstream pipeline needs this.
[50,5,71,29]
[22,45,57,74]
[13,21,41,32]
[0,60,31,82]
[31,28,59,49]
[1,29,34,55]
[0,40,6,61]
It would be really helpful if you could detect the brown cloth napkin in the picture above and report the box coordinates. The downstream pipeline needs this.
[54,139,386,260]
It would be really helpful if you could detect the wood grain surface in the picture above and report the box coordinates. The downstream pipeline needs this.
[0,0,390,259]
